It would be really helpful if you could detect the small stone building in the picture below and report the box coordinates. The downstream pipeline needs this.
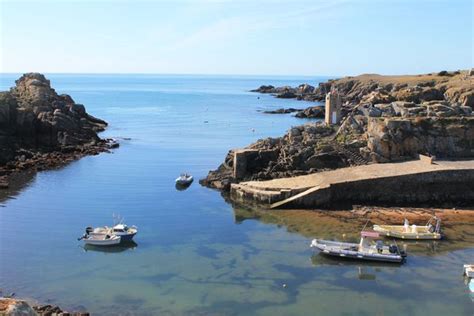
[325,91,342,125]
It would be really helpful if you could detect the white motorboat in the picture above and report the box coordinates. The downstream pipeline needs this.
[88,223,137,242]
[176,173,193,186]
[81,234,121,246]
[373,216,441,240]
[310,231,407,263]
[85,215,138,242]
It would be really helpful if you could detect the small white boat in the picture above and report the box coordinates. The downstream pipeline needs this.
[176,173,193,186]
[373,216,441,240]
[464,264,474,278]
[82,234,121,246]
[310,231,407,263]
[88,223,137,242]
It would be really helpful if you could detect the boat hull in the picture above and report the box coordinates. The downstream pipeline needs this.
[316,247,404,263]
[83,236,121,246]
[373,225,441,240]
[117,232,136,241]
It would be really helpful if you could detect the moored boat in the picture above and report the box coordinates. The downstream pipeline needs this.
[88,223,138,241]
[176,173,193,186]
[310,231,407,263]
[373,216,441,240]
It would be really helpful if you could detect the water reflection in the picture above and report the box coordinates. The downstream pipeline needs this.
[175,182,191,191]
[311,253,403,283]
[81,241,138,254]
[0,171,36,205]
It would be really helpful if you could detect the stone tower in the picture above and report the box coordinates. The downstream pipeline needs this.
[325,91,342,125]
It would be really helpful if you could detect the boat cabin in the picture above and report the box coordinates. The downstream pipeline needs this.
[113,224,129,233]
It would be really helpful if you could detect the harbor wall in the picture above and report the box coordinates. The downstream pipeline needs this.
[278,169,474,208]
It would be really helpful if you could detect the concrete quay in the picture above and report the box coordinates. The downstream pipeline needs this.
[230,159,474,208]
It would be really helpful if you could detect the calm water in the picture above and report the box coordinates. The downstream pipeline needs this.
[0,74,472,315]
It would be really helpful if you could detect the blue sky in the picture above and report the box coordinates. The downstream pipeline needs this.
[0,0,472,75]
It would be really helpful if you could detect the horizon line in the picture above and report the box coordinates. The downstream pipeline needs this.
[0,72,337,78]
[0,68,466,78]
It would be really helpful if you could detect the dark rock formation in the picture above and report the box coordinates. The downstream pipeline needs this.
[251,85,276,93]
[294,106,325,118]
[262,106,325,119]
[0,73,114,184]
[263,108,301,114]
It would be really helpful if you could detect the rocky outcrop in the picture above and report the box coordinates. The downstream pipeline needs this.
[200,122,356,190]
[251,84,318,101]
[203,70,474,192]
[294,106,325,119]
[367,117,474,161]
[262,108,301,114]
[261,106,325,119]
[0,73,115,183]
[0,297,89,316]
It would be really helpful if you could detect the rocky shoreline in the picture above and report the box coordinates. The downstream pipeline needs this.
[0,297,89,316]
[0,73,117,189]
[201,70,474,193]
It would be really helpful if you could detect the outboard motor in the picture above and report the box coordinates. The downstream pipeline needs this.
[376,240,384,253]
[78,226,94,240]
[388,245,398,254]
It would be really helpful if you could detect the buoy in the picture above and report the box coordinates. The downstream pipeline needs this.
[282,283,287,288]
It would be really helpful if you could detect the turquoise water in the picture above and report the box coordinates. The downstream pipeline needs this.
[0,74,473,315]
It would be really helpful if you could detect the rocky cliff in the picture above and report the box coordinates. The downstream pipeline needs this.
[0,73,113,183]
[202,70,474,191]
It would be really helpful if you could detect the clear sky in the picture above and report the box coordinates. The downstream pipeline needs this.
[0,0,472,76]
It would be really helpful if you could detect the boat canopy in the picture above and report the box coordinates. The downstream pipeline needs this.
[361,231,380,238]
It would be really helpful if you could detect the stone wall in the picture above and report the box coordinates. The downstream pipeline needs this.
[280,169,474,208]
[367,117,474,161]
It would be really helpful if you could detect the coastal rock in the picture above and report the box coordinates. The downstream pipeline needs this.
[295,106,325,119]
[0,73,111,172]
[297,84,315,94]
[200,122,358,190]
[263,108,301,114]
[0,297,90,316]
[250,85,276,93]
[0,298,37,316]
[276,90,297,99]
